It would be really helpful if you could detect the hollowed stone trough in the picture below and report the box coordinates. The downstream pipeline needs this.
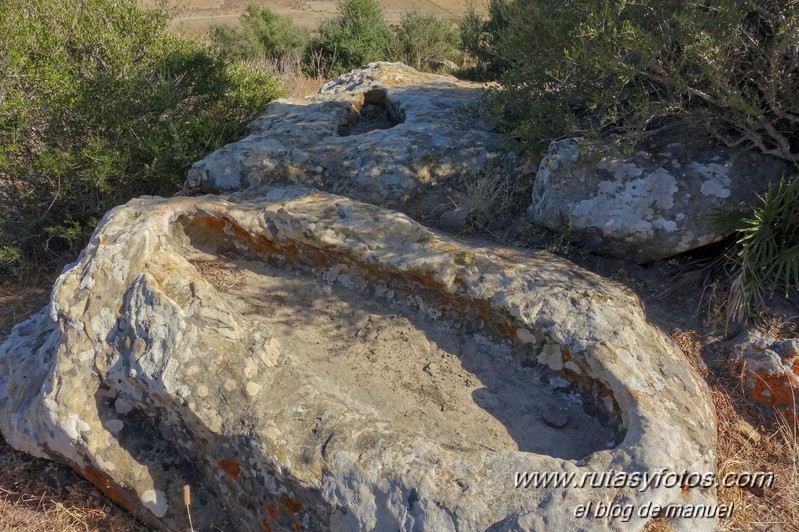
[0,188,716,531]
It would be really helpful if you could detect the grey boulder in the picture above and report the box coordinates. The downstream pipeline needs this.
[186,62,510,209]
[528,125,790,263]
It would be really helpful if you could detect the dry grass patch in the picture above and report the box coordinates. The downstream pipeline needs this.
[0,439,144,532]
[673,330,799,530]
[245,53,327,99]
[0,276,50,342]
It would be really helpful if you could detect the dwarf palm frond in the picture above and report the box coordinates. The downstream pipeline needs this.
[724,176,799,323]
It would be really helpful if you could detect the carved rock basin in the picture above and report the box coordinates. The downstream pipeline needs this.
[0,188,716,531]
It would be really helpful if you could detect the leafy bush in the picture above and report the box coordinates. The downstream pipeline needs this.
[391,10,461,70]
[469,0,799,160]
[306,0,393,77]
[0,0,284,271]
[458,0,513,76]
[211,5,309,67]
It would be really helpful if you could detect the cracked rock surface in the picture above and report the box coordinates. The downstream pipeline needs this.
[185,62,512,209]
[528,123,790,263]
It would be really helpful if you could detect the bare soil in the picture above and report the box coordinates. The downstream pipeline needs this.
[190,253,618,459]
[140,0,470,34]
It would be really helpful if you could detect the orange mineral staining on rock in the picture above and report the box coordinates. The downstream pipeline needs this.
[216,459,242,480]
[82,464,133,511]
[739,336,799,423]
[267,503,278,518]
[281,495,303,514]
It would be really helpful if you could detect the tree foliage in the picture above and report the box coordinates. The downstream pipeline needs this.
[0,0,284,270]
[467,0,799,161]
[211,5,309,65]
[308,0,393,76]
[391,10,460,70]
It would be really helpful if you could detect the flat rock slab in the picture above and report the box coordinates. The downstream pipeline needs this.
[528,124,790,263]
[0,188,716,531]
[185,62,510,208]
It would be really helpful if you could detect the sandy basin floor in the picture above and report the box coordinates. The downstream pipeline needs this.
[188,253,617,460]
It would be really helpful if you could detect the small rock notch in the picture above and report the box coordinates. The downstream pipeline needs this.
[338,88,403,136]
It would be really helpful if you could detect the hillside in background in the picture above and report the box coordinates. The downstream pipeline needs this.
[139,0,467,32]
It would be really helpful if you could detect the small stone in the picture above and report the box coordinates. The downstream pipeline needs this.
[427,59,458,72]
[439,209,467,233]
[104,419,124,433]
[775,339,799,358]
[114,397,133,414]
[542,410,568,428]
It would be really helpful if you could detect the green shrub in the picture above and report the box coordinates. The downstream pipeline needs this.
[470,0,799,160]
[306,0,393,77]
[458,0,513,76]
[211,5,309,67]
[390,10,461,70]
[711,176,799,323]
[0,0,284,270]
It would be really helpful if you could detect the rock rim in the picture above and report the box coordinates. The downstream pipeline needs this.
[0,188,717,530]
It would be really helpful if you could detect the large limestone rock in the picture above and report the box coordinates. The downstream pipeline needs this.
[185,62,509,208]
[528,124,790,263]
[0,189,717,530]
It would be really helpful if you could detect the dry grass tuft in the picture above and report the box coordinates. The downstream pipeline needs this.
[451,156,531,235]
[246,52,327,99]
[189,257,245,291]
[0,439,144,531]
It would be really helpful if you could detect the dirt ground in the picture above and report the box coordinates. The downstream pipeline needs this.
[189,253,618,459]
[140,0,470,34]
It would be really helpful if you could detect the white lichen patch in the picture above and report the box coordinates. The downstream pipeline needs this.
[699,177,731,198]
[141,489,168,518]
[537,343,564,371]
[691,161,732,198]
[246,382,261,397]
[104,419,124,433]
[571,168,678,237]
